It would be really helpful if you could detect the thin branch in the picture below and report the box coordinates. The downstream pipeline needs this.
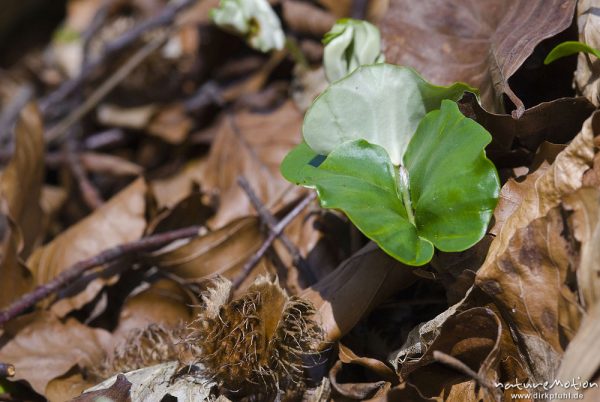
[238,176,317,284]
[233,193,316,288]
[65,141,104,209]
[351,0,369,19]
[0,363,15,378]
[45,32,169,144]
[432,351,496,391]
[41,0,197,113]
[0,226,201,326]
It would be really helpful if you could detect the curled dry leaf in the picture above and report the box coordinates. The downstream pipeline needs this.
[0,312,113,396]
[460,93,594,166]
[26,178,148,316]
[150,217,272,291]
[552,304,600,400]
[475,112,599,381]
[0,103,44,308]
[380,0,576,115]
[390,308,514,401]
[302,242,417,345]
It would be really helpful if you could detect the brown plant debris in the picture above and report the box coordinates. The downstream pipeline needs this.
[184,276,323,396]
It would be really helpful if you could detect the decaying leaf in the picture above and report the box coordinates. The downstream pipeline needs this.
[26,178,148,316]
[475,112,599,381]
[203,101,305,227]
[380,0,576,115]
[302,242,416,344]
[0,312,113,396]
[0,104,44,308]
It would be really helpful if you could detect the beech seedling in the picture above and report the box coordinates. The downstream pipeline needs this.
[323,19,385,82]
[544,40,600,64]
[281,64,500,266]
[210,0,285,52]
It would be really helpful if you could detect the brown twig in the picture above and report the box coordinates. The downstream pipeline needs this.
[45,32,169,143]
[351,0,369,19]
[0,226,201,326]
[41,0,197,114]
[233,193,316,288]
[237,176,317,283]
[65,141,104,209]
[0,363,15,378]
[432,351,496,391]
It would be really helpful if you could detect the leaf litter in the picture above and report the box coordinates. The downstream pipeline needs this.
[1,0,600,401]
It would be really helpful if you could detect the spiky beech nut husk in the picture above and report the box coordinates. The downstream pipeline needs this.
[184,276,323,396]
[93,323,186,380]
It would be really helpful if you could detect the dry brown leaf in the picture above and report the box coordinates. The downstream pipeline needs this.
[552,304,600,401]
[147,103,192,144]
[338,343,398,383]
[563,187,600,308]
[394,308,505,401]
[0,104,44,308]
[112,279,196,340]
[202,101,304,227]
[474,114,599,382]
[0,312,112,396]
[27,178,148,316]
[302,242,416,345]
[150,217,272,291]
[151,157,207,209]
[329,359,391,400]
[46,370,97,402]
[380,0,576,115]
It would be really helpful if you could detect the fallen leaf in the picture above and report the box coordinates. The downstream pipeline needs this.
[203,101,304,227]
[0,104,44,308]
[147,103,192,144]
[112,279,196,341]
[96,104,157,130]
[552,304,600,399]
[380,0,576,115]
[0,312,113,396]
[472,115,599,382]
[302,242,417,345]
[150,217,271,290]
[27,178,148,316]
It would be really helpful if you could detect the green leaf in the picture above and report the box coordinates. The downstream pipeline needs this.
[544,41,600,65]
[281,101,499,266]
[303,64,475,165]
[404,100,500,252]
[281,141,434,265]
[322,19,385,82]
